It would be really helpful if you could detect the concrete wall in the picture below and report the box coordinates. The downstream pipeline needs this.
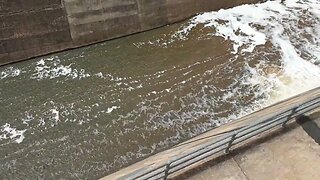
[0,0,260,65]
[63,0,141,44]
[0,0,73,65]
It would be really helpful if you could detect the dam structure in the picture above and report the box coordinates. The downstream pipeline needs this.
[0,0,259,65]
[1,0,320,179]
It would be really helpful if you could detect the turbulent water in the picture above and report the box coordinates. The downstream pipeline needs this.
[1,0,320,179]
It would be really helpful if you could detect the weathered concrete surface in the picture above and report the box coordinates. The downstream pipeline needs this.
[0,0,261,65]
[64,0,261,45]
[63,0,141,44]
[137,0,168,29]
[101,87,320,179]
[0,0,73,65]
[186,113,320,180]
[185,157,248,180]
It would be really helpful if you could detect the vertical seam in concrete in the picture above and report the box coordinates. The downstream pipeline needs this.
[135,0,143,30]
[60,0,74,42]
[136,0,142,13]
[232,157,250,180]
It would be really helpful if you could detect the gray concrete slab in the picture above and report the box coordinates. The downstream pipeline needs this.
[185,114,320,180]
[187,158,248,180]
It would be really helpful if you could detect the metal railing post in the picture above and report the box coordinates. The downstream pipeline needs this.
[164,163,171,180]
[225,133,237,154]
[282,106,298,127]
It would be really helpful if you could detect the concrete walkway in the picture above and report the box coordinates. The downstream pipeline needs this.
[184,113,320,180]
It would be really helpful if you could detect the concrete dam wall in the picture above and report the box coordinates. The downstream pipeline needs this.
[0,0,72,65]
[0,0,260,65]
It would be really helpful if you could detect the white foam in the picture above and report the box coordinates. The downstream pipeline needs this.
[107,106,119,114]
[22,114,34,126]
[31,56,90,80]
[175,0,320,105]
[0,67,21,79]
[270,35,320,102]
[0,123,26,144]
[51,109,60,123]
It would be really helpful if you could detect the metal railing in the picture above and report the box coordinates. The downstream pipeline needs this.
[126,93,320,180]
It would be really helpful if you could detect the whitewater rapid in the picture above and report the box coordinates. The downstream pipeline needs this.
[172,0,320,104]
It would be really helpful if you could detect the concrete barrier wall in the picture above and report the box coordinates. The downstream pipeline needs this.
[63,0,141,44]
[0,0,260,65]
[0,0,73,65]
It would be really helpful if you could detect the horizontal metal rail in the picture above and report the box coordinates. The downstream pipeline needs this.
[125,90,320,180]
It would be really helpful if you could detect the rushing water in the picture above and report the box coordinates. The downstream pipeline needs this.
[1,0,320,179]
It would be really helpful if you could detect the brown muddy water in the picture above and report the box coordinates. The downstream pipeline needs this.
[1,0,320,179]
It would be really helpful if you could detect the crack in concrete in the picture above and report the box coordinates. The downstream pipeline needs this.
[232,157,250,180]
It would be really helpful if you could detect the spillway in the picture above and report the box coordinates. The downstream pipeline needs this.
[1,0,320,179]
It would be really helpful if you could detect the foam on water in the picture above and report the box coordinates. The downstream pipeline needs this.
[0,67,21,79]
[31,56,90,80]
[174,0,320,104]
[107,106,120,113]
[0,123,26,144]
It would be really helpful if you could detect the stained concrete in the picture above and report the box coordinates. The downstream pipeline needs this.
[0,0,261,65]
[186,114,320,180]
[0,0,72,65]
[63,0,141,44]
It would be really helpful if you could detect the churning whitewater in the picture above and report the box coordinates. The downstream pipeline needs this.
[0,0,320,179]
[174,0,320,103]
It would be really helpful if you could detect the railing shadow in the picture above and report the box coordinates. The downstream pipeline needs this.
[296,115,320,145]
